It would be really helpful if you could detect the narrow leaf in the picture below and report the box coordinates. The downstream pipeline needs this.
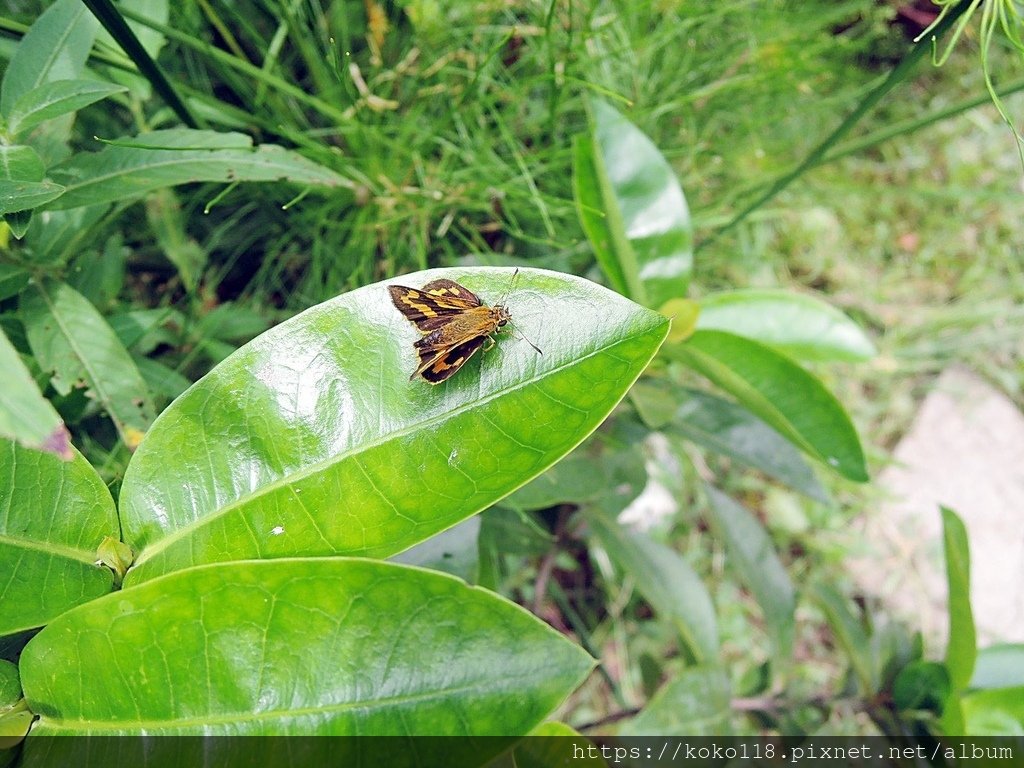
[7,80,127,136]
[21,278,155,449]
[810,581,875,693]
[588,508,719,663]
[632,381,828,501]
[46,129,352,210]
[20,559,594,735]
[971,644,1024,690]
[942,506,975,691]
[120,268,669,585]
[0,0,99,117]
[704,486,795,666]
[0,327,70,459]
[668,330,868,481]
[698,289,876,362]
[0,438,117,636]
[573,99,692,307]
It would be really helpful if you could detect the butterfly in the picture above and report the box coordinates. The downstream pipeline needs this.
[388,272,541,384]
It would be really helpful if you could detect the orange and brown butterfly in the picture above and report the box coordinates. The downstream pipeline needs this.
[388,272,540,384]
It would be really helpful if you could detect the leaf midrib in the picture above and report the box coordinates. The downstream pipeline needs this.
[129,321,666,569]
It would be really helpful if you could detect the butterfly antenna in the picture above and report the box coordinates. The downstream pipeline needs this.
[497,267,520,306]
[509,320,542,355]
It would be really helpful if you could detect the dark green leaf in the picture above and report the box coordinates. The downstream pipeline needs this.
[0,0,99,117]
[0,327,70,458]
[668,330,868,482]
[0,266,30,302]
[21,278,155,449]
[46,129,352,210]
[704,486,795,667]
[7,80,127,136]
[698,290,876,362]
[573,99,692,308]
[633,381,828,501]
[942,506,975,691]
[21,559,594,735]
[0,180,65,215]
[120,268,669,585]
[587,509,719,664]
[892,661,950,712]
[620,666,730,736]
[0,438,117,636]
[23,205,109,267]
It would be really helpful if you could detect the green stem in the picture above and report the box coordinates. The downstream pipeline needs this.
[699,0,976,251]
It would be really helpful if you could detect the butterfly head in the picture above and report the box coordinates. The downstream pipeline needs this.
[494,304,512,328]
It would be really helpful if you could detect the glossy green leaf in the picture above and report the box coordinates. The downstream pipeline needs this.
[587,509,718,664]
[620,666,730,736]
[942,506,975,692]
[21,278,155,449]
[704,486,795,666]
[120,268,669,585]
[45,129,352,210]
[0,0,99,117]
[971,644,1024,690]
[668,330,868,482]
[20,558,594,735]
[632,381,828,501]
[0,662,18,706]
[0,438,117,636]
[0,327,70,458]
[0,181,65,215]
[573,99,692,308]
[961,687,1024,735]
[7,80,127,136]
[698,290,876,362]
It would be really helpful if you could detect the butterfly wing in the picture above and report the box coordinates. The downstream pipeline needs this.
[413,334,487,384]
[389,281,482,332]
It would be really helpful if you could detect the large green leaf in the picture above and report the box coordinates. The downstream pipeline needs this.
[704,486,795,668]
[120,268,669,585]
[21,278,155,449]
[587,508,719,664]
[45,129,352,209]
[7,80,127,137]
[631,381,828,501]
[971,644,1024,690]
[942,506,975,692]
[573,99,692,308]
[0,438,117,636]
[668,330,868,482]
[0,0,99,117]
[20,558,594,737]
[697,289,876,362]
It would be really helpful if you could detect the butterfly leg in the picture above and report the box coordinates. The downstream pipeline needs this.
[483,335,496,352]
